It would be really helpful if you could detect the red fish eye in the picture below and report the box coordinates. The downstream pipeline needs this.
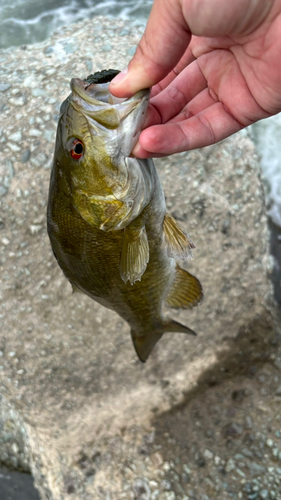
[70,139,84,160]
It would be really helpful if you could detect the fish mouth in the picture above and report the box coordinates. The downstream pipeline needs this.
[68,72,150,154]
[70,77,149,110]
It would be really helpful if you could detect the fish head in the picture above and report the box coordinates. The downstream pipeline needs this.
[53,74,150,201]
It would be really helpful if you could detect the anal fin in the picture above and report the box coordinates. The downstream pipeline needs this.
[166,266,203,309]
[120,225,149,285]
[163,213,195,260]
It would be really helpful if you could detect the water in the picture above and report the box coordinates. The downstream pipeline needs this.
[0,0,280,231]
[0,0,152,49]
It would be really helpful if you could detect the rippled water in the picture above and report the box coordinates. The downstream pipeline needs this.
[0,0,152,49]
[0,0,280,230]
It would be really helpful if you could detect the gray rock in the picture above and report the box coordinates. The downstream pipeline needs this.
[20,149,31,163]
[9,131,22,142]
[249,462,267,476]
[120,29,130,36]
[43,129,55,142]
[101,44,112,52]
[0,83,11,92]
[44,46,54,54]
[64,42,78,54]
[32,88,47,97]
[128,45,137,56]
[134,479,151,500]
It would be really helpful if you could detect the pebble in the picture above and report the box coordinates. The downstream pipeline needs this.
[29,128,42,137]
[266,439,274,448]
[8,96,26,106]
[163,493,175,500]
[43,129,55,142]
[7,142,21,152]
[133,479,151,500]
[86,60,92,72]
[161,480,171,491]
[128,45,137,56]
[120,28,130,36]
[32,88,47,97]
[101,44,112,52]
[20,150,31,163]
[29,224,43,235]
[274,359,281,371]
[0,83,11,92]
[44,46,54,54]
[203,449,214,460]
[225,459,235,472]
[245,416,253,429]
[249,462,266,476]
[9,131,22,142]
[64,42,78,54]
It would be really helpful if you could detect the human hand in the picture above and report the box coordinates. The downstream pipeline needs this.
[109,0,281,157]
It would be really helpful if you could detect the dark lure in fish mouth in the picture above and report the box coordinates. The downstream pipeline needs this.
[70,70,149,108]
[84,69,121,85]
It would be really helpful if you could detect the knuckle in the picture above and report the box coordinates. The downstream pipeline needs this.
[197,113,216,143]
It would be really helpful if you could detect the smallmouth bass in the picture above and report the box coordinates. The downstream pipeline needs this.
[47,70,203,362]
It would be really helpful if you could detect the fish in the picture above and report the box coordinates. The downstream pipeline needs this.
[47,69,203,362]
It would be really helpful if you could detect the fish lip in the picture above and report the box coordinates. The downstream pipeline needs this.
[70,77,149,107]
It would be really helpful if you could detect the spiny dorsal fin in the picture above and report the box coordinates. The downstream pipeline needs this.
[163,213,195,260]
[120,225,149,285]
[166,266,203,309]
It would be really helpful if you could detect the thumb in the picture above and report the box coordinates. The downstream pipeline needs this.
[109,0,191,97]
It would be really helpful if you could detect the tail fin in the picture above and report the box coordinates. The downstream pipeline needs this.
[131,319,196,363]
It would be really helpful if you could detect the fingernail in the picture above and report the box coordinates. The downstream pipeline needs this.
[110,68,128,85]
[132,142,142,157]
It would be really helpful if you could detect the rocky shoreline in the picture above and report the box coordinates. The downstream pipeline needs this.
[0,16,280,500]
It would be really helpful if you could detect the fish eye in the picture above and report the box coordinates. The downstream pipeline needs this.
[70,139,84,160]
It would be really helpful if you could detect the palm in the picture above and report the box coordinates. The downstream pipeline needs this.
[138,18,281,157]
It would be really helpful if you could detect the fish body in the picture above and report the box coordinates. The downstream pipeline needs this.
[47,70,203,362]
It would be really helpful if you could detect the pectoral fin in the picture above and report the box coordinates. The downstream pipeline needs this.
[120,225,149,285]
[166,266,203,309]
[163,213,195,259]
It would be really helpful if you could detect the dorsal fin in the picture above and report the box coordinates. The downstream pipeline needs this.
[166,266,203,309]
[163,213,195,260]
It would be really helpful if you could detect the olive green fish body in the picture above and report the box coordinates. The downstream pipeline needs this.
[47,71,203,361]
